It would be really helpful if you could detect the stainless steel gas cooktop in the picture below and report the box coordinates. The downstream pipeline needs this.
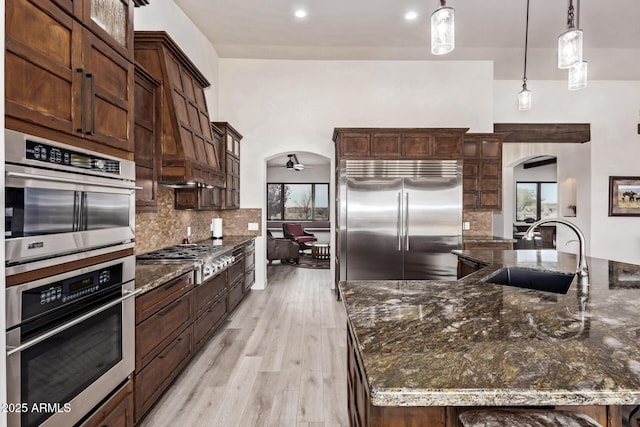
[137,244,234,284]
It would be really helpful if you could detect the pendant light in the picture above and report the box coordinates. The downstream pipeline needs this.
[558,0,583,69]
[518,0,532,111]
[567,0,587,90]
[431,0,455,55]
[568,61,588,90]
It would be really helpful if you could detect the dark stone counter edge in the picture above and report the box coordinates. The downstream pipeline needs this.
[369,387,640,408]
[462,236,516,243]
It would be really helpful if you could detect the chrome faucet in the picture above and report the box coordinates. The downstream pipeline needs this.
[525,218,589,291]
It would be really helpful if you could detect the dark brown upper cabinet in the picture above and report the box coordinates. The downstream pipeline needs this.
[134,63,161,211]
[333,128,468,161]
[213,122,243,210]
[5,0,135,159]
[463,133,503,211]
[134,31,224,188]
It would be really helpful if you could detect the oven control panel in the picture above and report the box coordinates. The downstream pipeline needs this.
[21,264,123,322]
[25,140,121,175]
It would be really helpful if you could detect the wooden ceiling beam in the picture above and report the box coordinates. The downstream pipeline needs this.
[493,123,590,143]
[523,157,557,169]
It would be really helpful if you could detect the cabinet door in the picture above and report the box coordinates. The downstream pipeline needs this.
[136,292,193,370]
[401,133,432,158]
[134,66,160,211]
[194,296,226,349]
[432,133,462,159]
[480,137,501,159]
[478,161,501,210]
[134,326,193,422]
[82,29,134,152]
[194,272,226,316]
[224,155,240,209]
[81,380,134,427]
[339,133,371,158]
[371,133,400,158]
[5,0,81,137]
[463,161,479,209]
[82,0,134,61]
[200,186,224,210]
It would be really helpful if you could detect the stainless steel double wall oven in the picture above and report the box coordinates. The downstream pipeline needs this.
[4,130,139,427]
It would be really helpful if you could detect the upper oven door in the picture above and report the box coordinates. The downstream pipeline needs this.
[5,163,136,265]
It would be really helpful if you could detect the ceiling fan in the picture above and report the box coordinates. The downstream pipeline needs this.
[285,154,308,171]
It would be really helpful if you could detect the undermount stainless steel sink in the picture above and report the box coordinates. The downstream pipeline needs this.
[484,267,575,294]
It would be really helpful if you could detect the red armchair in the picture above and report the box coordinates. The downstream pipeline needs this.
[282,223,317,251]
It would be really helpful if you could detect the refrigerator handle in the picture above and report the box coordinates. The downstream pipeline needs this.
[405,192,410,251]
[397,191,402,251]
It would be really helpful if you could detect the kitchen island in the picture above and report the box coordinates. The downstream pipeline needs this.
[339,250,640,427]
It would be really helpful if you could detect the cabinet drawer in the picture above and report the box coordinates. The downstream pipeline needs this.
[134,325,193,422]
[227,259,244,285]
[136,291,193,371]
[227,278,244,312]
[81,378,134,427]
[195,272,226,316]
[244,267,255,292]
[136,271,193,324]
[194,295,227,348]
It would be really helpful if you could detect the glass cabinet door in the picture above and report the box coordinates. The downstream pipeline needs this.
[90,0,129,48]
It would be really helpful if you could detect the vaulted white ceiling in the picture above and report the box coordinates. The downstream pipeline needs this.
[175,0,640,80]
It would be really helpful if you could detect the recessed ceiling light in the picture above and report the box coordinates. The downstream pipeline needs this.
[405,11,418,20]
[294,9,307,18]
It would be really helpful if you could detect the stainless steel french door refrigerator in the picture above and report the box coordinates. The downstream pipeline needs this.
[339,160,462,281]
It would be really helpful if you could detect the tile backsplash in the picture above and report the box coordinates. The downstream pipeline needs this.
[462,210,493,237]
[135,186,261,254]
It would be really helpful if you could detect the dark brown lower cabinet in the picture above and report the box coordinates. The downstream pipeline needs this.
[133,240,255,423]
[457,257,487,279]
[462,241,513,251]
[347,324,620,427]
[194,269,228,350]
[134,325,193,421]
[81,379,134,427]
[244,240,255,292]
[134,271,195,423]
[227,276,244,312]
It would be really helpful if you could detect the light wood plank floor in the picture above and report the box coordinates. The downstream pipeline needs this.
[139,263,348,427]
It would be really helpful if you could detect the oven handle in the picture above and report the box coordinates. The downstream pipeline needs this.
[6,288,142,356]
[6,171,142,191]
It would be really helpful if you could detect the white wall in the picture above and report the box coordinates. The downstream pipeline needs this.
[134,0,220,115]
[494,80,640,264]
[217,59,495,287]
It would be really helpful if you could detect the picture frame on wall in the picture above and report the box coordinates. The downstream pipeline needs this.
[608,260,640,289]
[609,176,640,216]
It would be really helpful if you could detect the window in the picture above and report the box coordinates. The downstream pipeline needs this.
[267,183,329,221]
[516,182,558,222]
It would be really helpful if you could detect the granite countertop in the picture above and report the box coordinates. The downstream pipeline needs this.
[135,235,255,294]
[340,250,640,407]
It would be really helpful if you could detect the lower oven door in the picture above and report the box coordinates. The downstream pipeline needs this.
[5,274,138,426]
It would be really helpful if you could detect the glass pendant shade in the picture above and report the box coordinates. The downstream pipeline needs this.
[431,6,455,55]
[558,28,583,69]
[518,86,532,111]
[568,61,588,90]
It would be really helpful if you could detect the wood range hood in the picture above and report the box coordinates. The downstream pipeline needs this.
[134,31,225,188]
